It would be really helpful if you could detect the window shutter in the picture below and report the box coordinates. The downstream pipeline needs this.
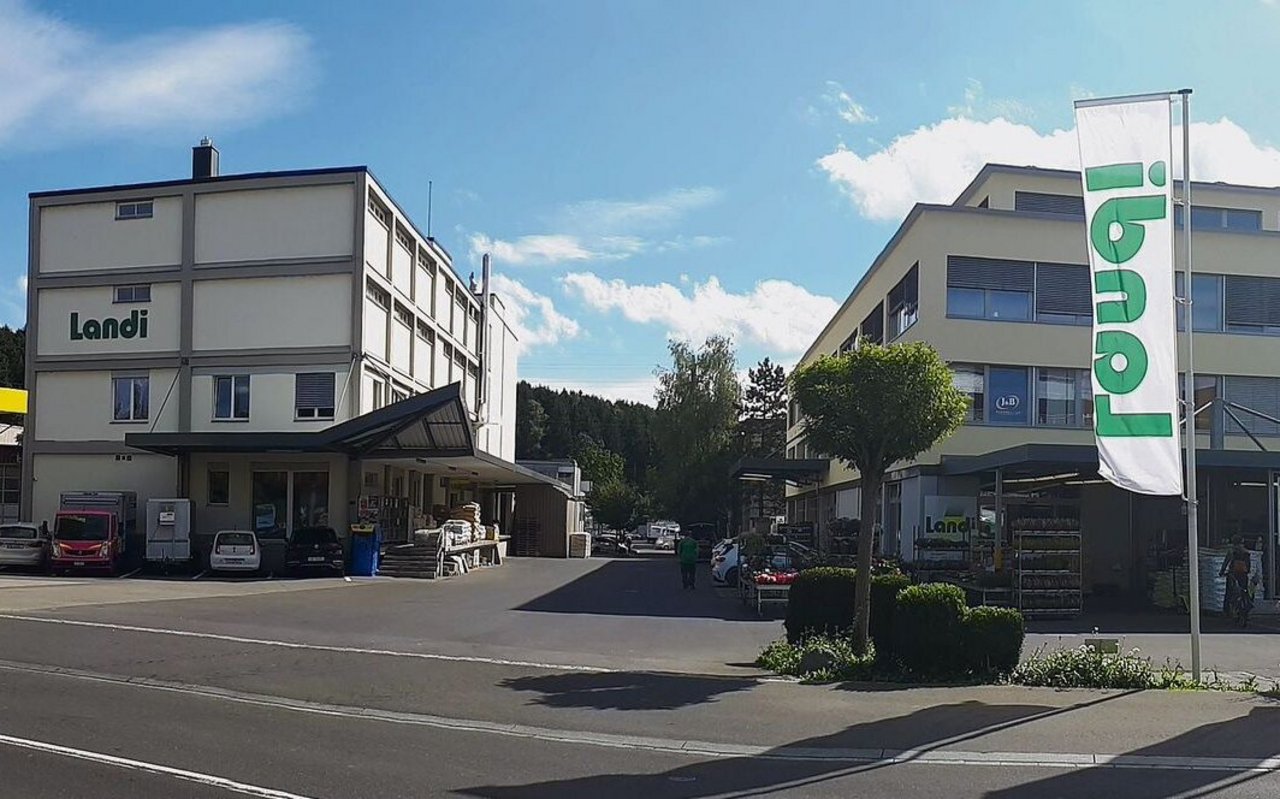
[1014,192,1085,218]
[295,373,335,409]
[1225,377,1280,437]
[1225,276,1280,326]
[947,256,1034,291]
[1035,263,1092,316]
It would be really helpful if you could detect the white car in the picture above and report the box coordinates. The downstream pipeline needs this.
[209,530,261,573]
[711,539,741,585]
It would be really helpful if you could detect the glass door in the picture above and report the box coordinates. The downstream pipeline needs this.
[292,472,330,529]
[252,471,288,539]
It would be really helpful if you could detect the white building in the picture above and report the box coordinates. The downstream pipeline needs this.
[24,142,577,556]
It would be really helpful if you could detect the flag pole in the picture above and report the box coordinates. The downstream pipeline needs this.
[1177,87,1201,682]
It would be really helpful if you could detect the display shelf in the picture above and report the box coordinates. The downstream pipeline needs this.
[1011,508,1082,617]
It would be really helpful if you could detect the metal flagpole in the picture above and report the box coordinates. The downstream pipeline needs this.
[1177,88,1202,682]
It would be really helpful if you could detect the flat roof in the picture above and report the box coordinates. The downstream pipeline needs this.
[954,163,1280,207]
[29,166,368,200]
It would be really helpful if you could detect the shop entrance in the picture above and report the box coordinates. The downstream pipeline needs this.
[251,470,331,540]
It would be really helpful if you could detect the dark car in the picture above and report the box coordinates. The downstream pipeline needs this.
[284,526,344,576]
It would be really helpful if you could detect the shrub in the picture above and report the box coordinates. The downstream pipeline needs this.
[784,567,857,643]
[892,583,967,677]
[1011,645,1153,689]
[963,606,1025,675]
[756,634,876,683]
[869,573,911,655]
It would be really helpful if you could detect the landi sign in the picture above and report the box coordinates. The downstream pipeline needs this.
[69,309,149,340]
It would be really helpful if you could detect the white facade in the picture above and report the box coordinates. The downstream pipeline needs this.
[25,164,519,534]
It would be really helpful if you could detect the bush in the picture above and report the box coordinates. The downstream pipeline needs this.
[869,573,911,655]
[892,583,967,677]
[963,606,1025,675]
[757,634,876,683]
[1011,645,1153,689]
[784,567,857,643]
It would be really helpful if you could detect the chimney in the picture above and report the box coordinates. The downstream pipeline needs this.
[192,137,219,179]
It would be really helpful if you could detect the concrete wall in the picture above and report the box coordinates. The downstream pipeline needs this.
[192,275,352,351]
[34,369,180,440]
[30,452,175,524]
[39,197,183,273]
[363,298,389,364]
[391,317,412,375]
[189,366,354,433]
[36,282,181,356]
[186,452,350,537]
[194,185,354,264]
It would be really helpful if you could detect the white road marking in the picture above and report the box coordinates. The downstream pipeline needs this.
[2,659,1279,775]
[0,730,314,798]
[117,568,141,579]
[0,613,611,673]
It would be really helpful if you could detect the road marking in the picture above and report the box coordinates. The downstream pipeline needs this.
[2,658,1279,775]
[0,613,610,673]
[117,568,141,579]
[192,570,207,581]
[0,730,314,798]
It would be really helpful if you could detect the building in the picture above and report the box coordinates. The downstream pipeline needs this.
[24,142,579,556]
[782,163,1280,609]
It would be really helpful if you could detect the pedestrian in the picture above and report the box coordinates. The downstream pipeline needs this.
[677,531,698,590]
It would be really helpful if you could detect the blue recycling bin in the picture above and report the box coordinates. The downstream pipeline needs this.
[349,524,381,576]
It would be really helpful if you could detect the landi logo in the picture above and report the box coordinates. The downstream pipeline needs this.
[1085,160,1174,439]
[69,310,148,340]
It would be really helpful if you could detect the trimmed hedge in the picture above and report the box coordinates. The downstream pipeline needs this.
[784,568,911,648]
[869,573,911,655]
[963,606,1026,675]
[891,583,968,677]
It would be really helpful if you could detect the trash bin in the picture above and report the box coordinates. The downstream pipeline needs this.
[349,524,380,576]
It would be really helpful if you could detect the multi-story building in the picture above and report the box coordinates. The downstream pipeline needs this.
[24,141,577,555]
[784,163,1280,606]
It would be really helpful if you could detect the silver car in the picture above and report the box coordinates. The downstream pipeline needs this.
[0,523,50,569]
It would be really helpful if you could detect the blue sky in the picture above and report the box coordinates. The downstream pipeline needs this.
[5,0,1280,403]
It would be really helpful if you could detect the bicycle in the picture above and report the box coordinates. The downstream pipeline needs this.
[1226,574,1258,628]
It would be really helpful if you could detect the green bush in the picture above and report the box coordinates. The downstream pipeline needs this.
[869,573,911,654]
[892,583,967,677]
[1011,645,1152,689]
[963,606,1025,674]
[784,567,857,643]
[756,634,876,683]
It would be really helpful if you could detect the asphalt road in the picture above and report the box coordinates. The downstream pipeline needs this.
[1,556,1279,798]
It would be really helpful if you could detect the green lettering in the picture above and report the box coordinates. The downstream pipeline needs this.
[1089,195,1167,265]
[1095,395,1174,437]
[1085,163,1144,192]
[1094,269,1147,323]
[101,318,119,339]
[1094,330,1148,394]
[70,312,82,341]
[82,319,101,340]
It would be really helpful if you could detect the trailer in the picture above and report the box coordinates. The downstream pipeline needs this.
[146,498,194,568]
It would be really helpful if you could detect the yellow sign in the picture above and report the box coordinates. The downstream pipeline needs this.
[0,388,27,415]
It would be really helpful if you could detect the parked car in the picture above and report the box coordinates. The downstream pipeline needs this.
[711,539,740,586]
[209,530,261,574]
[654,535,675,551]
[0,522,50,570]
[284,526,344,576]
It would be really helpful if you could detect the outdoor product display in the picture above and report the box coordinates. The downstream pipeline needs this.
[1010,504,1083,617]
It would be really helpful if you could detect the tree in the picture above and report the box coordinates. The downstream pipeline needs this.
[653,336,742,530]
[738,358,789,524]
[572,434,624,486]
[790,341,967,654]
[0,326,24,388]
[516,392,548,458]
[587,479,645,532]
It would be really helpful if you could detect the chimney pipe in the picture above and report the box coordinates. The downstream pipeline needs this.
[192,137,219,179]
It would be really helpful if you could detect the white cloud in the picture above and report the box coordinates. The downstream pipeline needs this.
[562,272,838,355]
[0,1,312,146]
[817,114,1280,222]
[823,81,875,124]
[946,79,1034,122]
[523,376,659,406]
[489,274,580,352]
[472,186,723,267]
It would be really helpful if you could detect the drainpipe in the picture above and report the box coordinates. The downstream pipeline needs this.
[477,254,493,432]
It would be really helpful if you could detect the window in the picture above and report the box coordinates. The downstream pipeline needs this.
[371,378,386,410]
[987,367,1029,425]
[112,376,149,422]
[1181,374,1219,435]
[295,373,335,420]
[113,284,151,304]
[395,228,414,251]
[946,256,1033,321]
[1036,368,1092,427]
[951,364,985,423]
[1224,377,1280,437]
[1225,275,1280,334]
[1014,192,1085,218]
[1175,204,1262,231]
[859,302,884,346]
[1034,263,1092,325]
[366,281,391,310]
[394,304,414,328]
[213,375,250,420]
[115,200,154,220]
[1176,273,1224,332]
[367,197,390,227]
[208,468,230,506]
[887,264,919,339]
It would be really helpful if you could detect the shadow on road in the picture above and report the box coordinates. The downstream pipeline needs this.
[516,559,766,621]
[500,671,756,712]
[458,694,1280,799]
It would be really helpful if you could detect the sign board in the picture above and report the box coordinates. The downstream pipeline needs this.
[988,367,1029,425]
[1075,96,1182,496]
[922,496,978,543]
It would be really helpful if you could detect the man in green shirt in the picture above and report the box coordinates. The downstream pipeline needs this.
[677,533,699,589]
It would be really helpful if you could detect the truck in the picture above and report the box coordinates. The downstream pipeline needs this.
[52,491,138,575]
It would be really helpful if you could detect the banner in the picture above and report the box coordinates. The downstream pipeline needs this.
[1075,95,1182,495]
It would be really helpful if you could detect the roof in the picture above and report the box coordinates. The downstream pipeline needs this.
[953,163,1280,207]
[0,424,21,447]
[731,456,829,483]
[29,166,368,200]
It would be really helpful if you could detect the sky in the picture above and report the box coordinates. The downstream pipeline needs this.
[6,0,1280,404]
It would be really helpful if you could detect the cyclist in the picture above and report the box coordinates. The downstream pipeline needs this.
[1219,536,1252,618]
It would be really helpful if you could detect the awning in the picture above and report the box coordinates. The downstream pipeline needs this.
[941,443,1280,476]
[126,384,473,458]
[730,456,829,483]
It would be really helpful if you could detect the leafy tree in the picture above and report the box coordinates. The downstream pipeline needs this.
[587,479,645,531]
[738,358,788,523]
[0,326,24,388]
[515,393,547,458]
[653,336,742,531]
[791,341,967,654]
[572,434,624,485]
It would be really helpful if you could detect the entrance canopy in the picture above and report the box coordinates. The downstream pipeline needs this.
[730,456,829,485]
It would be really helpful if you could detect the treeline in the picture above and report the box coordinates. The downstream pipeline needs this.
[0,326,23,388]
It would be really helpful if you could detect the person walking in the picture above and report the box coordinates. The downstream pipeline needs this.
[677,532,699,590]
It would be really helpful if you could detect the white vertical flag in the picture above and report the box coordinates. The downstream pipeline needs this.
[1075,95,1183,496]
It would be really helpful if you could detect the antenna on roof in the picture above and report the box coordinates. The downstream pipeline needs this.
[427,180,433,238]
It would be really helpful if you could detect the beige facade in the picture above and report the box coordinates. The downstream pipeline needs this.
[788,164,1280,600]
